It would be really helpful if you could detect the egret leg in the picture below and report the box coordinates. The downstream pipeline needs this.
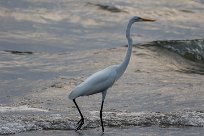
[100,100,104,132]
[100,90,107,132]
[73,99,84,131]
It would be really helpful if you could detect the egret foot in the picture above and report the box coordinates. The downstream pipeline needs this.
[73,99,84,131]
[75,118,84,131]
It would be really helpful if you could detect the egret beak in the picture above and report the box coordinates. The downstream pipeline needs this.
[140,17,155,22]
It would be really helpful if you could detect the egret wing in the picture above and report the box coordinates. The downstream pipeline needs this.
[69,66,117,99]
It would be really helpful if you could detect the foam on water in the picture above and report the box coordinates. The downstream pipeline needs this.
[0,111,204,135]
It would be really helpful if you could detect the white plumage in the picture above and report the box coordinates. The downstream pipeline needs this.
[68,16,155,132]
[69,65,118,99]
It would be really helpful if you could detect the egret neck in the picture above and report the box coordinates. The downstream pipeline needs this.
[116,20,134,80]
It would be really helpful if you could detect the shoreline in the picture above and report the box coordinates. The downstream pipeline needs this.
[1,109,204,135]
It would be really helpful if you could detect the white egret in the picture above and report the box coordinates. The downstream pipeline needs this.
[69,16,155,132]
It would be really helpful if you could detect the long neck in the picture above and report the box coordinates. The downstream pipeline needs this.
[116,21,133,80]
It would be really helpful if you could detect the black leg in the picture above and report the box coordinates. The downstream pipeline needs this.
[73,99,84,131]
[100,90,107,133]
[100,100,104,132]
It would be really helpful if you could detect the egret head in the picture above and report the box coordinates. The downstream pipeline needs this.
[131,16,155,23]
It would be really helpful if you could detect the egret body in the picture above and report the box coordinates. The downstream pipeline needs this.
[69,16,155,132]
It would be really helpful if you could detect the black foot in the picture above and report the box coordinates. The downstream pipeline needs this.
[102,127,104,133]
[75,118,84,131]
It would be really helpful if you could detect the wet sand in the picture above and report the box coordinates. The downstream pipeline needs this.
[1,46,204,135]
[13,47,204,113]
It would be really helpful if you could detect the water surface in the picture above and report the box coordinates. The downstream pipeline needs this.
[0,0,204,135]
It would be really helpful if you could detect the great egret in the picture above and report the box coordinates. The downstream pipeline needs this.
[69,16,155,132]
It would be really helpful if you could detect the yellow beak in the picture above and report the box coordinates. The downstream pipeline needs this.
[140,17,155,22]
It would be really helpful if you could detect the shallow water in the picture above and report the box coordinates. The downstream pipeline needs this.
[0,0,204,135]
[12,127,204,136]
